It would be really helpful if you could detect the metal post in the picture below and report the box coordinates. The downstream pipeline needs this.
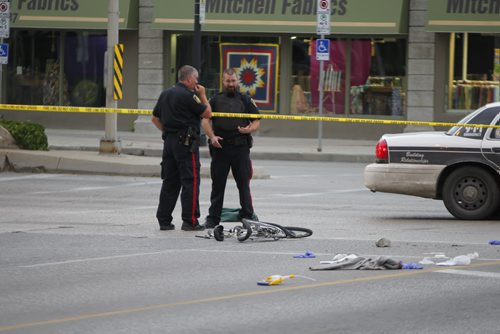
[0,37,3,103]
[462,32,468,81]
[448,33,455,110]
[193,0,201,72]
[100,0,121,154]
[317,34,325,152]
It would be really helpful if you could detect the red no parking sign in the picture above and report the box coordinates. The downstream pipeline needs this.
[318,0,330,11]
[316,0,330,35]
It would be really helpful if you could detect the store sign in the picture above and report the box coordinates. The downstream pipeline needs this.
[9,0,138,29]
[0,0,10,39]
[427,0,500,32]
[152,0,409,35]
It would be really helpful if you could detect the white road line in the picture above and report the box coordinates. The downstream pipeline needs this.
[271,188,366,198]
[29,181,162,195]
[20,248,495,269]
[0,174,57,182]
[436,269,500,279]
[270,174,324,179]
[18,249,335,268]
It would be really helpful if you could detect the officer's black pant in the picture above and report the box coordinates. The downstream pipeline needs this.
[206,143,254,224]
[156,134,200,227]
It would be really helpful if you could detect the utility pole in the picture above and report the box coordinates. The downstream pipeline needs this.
[316,0,331,153]
[193,0,201,72]
[100,0,121,154]
[193,0,208,145]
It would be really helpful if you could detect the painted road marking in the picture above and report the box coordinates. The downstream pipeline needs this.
[2,260,500,332]
[436,269,500,279]
[16,248,499,269]
[0,174,56,182]
[28,181,161,195]
[271,188,366,198]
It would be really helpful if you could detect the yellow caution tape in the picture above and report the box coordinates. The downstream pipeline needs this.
[0,104,152,115]
[213,112,500,129]
[1,104,499,129]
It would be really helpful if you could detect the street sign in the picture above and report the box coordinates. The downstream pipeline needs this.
[316,0,330,35]
[0,43,8,64]
[200,0,206,24]
[0,0,9,39]
[316,39,330,61]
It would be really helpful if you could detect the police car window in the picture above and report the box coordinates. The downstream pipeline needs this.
[447,106,500,139]
[490,119,500,139]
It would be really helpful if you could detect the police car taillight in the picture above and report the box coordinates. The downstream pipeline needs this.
[375,139,388,162]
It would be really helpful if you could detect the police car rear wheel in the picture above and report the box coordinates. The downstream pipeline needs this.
[443,167,499,220]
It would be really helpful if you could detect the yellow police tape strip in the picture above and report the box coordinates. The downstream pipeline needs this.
[1,104,499,129]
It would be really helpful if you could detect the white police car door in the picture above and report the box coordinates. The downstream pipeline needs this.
[481,111,500,169]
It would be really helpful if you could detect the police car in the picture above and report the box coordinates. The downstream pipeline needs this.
[364,102,500,220]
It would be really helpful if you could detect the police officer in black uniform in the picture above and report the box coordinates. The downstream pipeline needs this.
[152,65,212,231]
[202,68,260,228]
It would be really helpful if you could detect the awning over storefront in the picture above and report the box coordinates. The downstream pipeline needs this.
[152,0,408,35]
[427,0,500,33]
[10,0,138,30]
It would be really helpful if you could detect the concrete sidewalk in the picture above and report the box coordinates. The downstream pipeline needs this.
[0,129,376,177]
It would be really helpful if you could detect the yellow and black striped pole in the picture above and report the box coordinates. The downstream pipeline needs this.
[113,43,124,100]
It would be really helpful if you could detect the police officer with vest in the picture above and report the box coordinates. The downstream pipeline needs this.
[202,68,261,228]
[152,65,212,231]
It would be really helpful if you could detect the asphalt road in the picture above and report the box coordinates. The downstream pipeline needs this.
[1,160,499,333]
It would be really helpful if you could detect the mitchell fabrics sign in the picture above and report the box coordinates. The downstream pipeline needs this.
[427,0,500,32]
[205,0,347,16]
[9,0,138,29]
[152,0,408,35]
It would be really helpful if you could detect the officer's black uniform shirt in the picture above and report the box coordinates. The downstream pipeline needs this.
[153,83,207,134]
[209,92,260,139]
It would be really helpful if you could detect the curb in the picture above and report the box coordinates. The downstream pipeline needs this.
[0,149,271,179]
[48,145,374,163]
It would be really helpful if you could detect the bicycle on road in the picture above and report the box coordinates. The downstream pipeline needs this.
[210,218,313,242]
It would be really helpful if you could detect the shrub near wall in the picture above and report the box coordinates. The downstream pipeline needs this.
[0,119,48,150]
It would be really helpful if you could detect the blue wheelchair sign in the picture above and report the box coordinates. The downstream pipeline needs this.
[0,43,8,64]
[316,39,329,61]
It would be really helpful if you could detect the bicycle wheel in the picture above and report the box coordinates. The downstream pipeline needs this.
[237,220,253,242]
[283,227,313,238]
[261,221,294,238]
[213,225,225,241]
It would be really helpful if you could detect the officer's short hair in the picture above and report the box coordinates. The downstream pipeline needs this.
[223,68,237,77]
[178,65,198,81]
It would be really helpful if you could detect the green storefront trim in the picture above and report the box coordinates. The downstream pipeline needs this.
[10,0,138,30]
[152,0,408,35]
[427,0,500,33]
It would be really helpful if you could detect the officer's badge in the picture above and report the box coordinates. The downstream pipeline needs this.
[193,95,201,104]
[250,98,258,108]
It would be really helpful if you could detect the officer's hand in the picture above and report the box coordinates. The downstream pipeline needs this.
[238,125,253,134]
[195,84,206,96]
[210,136,223,148]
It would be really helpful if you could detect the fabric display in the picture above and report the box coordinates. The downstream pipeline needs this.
[452,80,500,110]
[310,39,371,114]
[350,76,404,115]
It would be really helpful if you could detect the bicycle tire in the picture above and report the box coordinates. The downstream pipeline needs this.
[237,219,253,242]
[283,226,313,238]
[213,225,225,242]
[262,221,294,238]
[242,219,290,239]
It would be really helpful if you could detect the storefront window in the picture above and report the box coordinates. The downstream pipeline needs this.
[447,33,500,111]
[176,35,279,111]
[6,30,106,107]
[291,37,406,116]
